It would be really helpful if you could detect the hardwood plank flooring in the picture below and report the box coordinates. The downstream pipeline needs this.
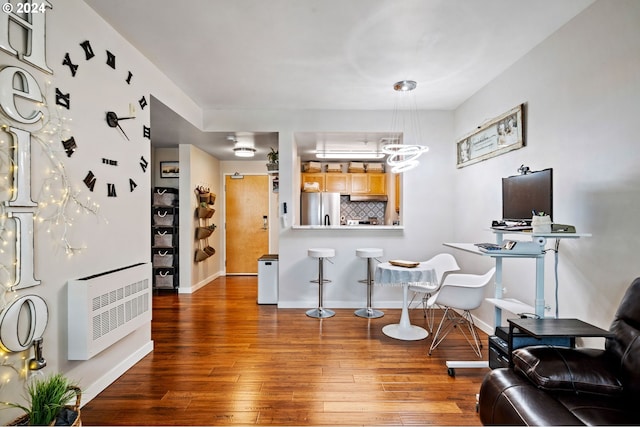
[80,276,489,425]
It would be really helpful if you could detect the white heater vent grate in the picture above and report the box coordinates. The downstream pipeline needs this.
[68,263,152,360]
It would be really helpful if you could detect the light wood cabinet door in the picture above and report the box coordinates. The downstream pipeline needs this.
[301,173,325,192]
[368,173,386,195]
[325,173,351,194]
[350,173,368,194]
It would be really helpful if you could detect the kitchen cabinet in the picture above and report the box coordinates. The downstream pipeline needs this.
[351,173,386,195]
[325,173,351,194]
[302,172,387,195]
[301,173,325,192]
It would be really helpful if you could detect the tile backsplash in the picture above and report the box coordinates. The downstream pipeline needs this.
[340,195,386,223]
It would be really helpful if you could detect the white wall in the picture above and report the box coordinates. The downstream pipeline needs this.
[178,144,222,293]
[0,1,201,421]
[452,0,640,333]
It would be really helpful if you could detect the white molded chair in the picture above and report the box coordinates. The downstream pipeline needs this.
[408,253,460,330]
[427,267,496,357]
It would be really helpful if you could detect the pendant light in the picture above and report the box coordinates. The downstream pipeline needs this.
[381,80,429,173]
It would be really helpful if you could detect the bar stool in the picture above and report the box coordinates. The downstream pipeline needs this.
[306,248,335,318]
[354,248,384,319]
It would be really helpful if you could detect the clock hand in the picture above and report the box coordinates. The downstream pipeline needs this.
[116,122,129,140]
[106,111,134,140]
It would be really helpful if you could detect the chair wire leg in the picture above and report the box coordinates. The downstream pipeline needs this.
[428,307,482,358]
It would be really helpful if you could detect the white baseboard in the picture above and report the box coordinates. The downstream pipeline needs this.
[179,270,224,294]
[79,340,154,407]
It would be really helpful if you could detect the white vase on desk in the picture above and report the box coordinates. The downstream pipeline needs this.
[532,215,551,233]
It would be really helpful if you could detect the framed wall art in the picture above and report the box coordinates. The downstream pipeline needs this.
[160,161,180,178]
[456,104,525,168]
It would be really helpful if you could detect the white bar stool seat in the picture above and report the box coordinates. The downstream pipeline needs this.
[307,248,335,318]
[355,248,384,319]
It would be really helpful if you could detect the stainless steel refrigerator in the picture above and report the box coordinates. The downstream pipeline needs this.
[300,192,341,226]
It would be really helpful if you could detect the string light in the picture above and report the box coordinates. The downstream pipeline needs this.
[0,80,102,290]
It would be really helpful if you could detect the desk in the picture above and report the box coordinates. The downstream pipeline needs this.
[442,231,591,376]
[374,262,436,341]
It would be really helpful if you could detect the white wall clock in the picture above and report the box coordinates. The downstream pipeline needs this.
[57,39,150,198]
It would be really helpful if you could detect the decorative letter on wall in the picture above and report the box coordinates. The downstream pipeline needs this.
[0,295,48,352]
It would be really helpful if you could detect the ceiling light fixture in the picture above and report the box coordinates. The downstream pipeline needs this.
[381,80,429,173]
[229,135,256,158]
[233,145,256,157]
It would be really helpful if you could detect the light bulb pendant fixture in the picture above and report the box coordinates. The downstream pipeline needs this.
[381,80,429,173]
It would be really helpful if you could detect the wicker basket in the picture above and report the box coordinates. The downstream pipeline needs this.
[10,386,82,426]
[195,227,213,240]
[197,206,215,219]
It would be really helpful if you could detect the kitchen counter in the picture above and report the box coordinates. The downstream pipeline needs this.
[292,225,404,230]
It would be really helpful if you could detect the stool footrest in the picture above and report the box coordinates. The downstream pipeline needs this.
[310,279,332,284]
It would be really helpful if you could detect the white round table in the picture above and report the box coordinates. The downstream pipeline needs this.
[374,261,437,340]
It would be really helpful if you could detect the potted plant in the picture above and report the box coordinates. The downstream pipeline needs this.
[266,147,278,172]
[3,373,81,426]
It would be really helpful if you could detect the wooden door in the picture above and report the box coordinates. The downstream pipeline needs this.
[225,175,269,274]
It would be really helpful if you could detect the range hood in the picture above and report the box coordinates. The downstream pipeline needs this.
[349,194,388,202]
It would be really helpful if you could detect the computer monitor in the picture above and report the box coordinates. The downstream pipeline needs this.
[502,168,553,223]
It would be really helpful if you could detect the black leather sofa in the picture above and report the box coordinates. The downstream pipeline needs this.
[478,277,640,425]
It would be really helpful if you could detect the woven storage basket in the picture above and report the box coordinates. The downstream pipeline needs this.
[153,210,174,226]
[155,269,174,288]
[197,206,215,219]
[10,386,82,426]
[195,227,213,239]
[153,251,173,267]
[194,249,210,262]
[153,230,173,247]
[153,188,177,206]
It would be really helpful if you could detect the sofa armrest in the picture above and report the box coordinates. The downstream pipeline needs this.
[512,346,623,395]
[479,368,584,425]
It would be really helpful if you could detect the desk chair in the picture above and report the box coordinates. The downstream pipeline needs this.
[427,267,496,357]
[408,253,460,331]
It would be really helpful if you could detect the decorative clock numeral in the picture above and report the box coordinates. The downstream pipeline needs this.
[143,125,151,139]
[138,96,147,110]
[129,179,137,192]
[140,156,149,172]
[102,158,118,166]
[84,171,96,192]
[55,88,70,109]
[80,40,95,60]
[62,53,78,77]
[107,183,117,197]
[106,50,116,69]
[126,71,133,85]
[61,137,77,157]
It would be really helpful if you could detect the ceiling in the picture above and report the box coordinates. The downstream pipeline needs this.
[84,0,594,161]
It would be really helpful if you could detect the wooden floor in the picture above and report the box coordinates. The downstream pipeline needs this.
[81,276,489,426]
